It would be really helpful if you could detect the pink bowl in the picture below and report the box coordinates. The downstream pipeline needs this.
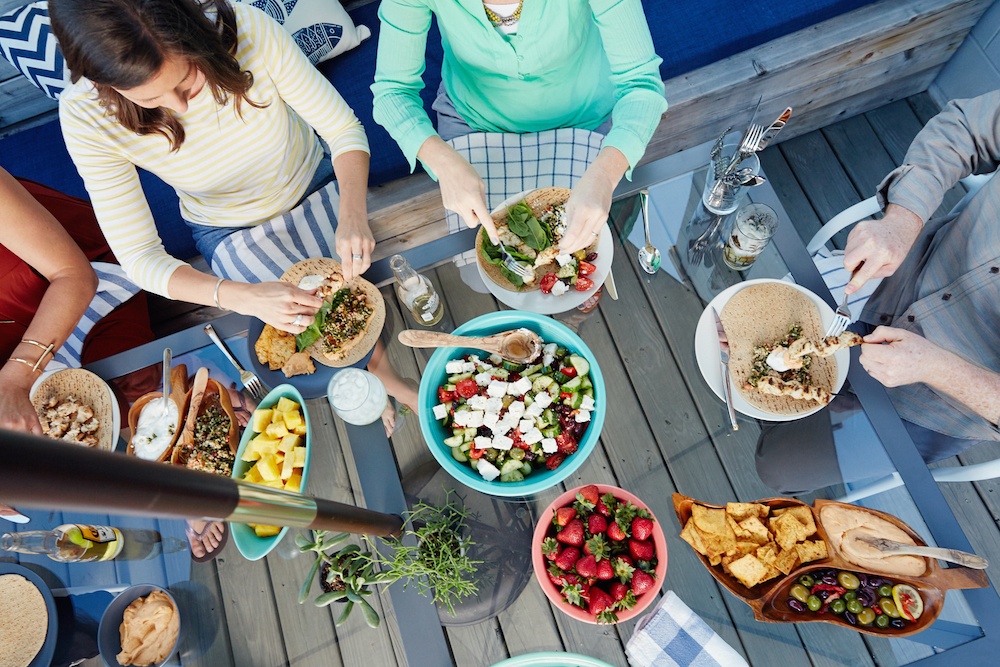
[532,484,668,624]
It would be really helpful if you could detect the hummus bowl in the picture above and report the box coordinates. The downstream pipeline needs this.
[98,584,181,667]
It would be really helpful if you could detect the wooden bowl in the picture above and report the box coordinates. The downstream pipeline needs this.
[126,364,188,461]
[170,368,240,471]
[672,494,989,636]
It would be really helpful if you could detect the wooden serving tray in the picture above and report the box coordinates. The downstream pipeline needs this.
[672,494,988,637]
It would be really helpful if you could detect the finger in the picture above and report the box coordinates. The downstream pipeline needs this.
[473,205,499,243]
[294,290,325,309]
[845,259,878,295]
[862,325,900,344]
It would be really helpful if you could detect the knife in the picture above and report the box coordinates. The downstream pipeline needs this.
[856,535,989,569]
[711,306,739,431]
[604,268,619,300]
[0,503,29,523]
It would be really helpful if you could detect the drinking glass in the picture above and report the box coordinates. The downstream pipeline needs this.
[722,203,779,271]
[702,141,761,215]
[327,369,388,426]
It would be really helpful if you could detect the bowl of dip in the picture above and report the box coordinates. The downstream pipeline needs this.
[98,584,181,667]
[127,365,188,462]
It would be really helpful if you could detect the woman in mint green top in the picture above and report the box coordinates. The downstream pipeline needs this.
[372,0,667,252]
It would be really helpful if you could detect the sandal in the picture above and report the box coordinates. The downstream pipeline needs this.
[185,520,228,563]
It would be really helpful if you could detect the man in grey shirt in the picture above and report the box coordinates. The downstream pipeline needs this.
[757,91,1000,493]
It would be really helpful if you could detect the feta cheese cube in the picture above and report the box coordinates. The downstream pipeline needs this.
[464,410,485,428]
[524,402,544,418]
[467,395,488,410]
[508,377,532,396]
[580,395,595,411]
[452,410,469,426]
[519,419,535,434]
[492,435,514,450]
[555,253,574,266]
[475,372,493,386]
[474,436,493,450]
[445,360,465,374]
[462,361,476,373]
[478,459,500,482]
[574,410,591,423]
[534,392,553,409]
[543,353,555,367]
[469,355,481,365]
[507,401,526,418]
[487,381,508,397]
[522,428,544,445]
[485,397,504,413]
[483,411,500,427]
[551,281,569,296]
[432,404,449,421]
[541,437,558,453]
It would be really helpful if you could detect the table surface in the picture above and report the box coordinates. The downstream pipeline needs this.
[6,143,1000,667]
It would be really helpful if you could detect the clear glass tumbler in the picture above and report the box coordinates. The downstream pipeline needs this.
[722,203,779,271]
[702,141,761,215]
[327,368,388,426]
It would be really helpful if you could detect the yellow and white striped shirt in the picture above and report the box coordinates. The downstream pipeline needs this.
[59,3,369,296]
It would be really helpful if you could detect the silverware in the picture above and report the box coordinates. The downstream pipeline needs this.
[712,306,739,431]
[710,127,732,180]
[203,323,266,400]
[497,239,535,282]
[637,189,661,274]
[753,107,793,153]
[161,347,172,417]
[398,328,542,364]
[856,535,989,570]
[604,268,619,300]
[723,123,766,176]
[826,267,856,337]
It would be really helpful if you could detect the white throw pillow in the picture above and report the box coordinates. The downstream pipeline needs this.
[236,0,371,65]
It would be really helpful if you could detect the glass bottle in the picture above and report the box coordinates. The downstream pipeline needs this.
[1,523,124,563]
[390,254,444,326]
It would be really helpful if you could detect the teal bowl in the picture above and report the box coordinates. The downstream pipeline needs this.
[230,384,311,560]
[490,653,615,667]
[418,311,605,497]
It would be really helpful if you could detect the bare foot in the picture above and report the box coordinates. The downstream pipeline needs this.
[393,378,419,413]
[186,519,227,562]
[381,402,396,438]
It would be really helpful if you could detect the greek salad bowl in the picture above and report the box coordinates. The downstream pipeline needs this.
[418,310,605,497]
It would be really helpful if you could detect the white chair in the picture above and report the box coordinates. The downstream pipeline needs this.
[816,171,996,502]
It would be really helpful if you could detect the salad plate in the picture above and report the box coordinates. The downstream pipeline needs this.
[475,189,614,314]
[693,279,849,422]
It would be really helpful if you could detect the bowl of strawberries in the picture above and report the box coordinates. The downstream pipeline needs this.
[532,483,668,624]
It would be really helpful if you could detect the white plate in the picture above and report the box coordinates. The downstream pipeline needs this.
[30,368,121,450]
[694,278,850,422]
[476,189,614,314]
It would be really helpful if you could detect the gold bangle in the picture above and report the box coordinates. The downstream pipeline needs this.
[8,357,43,374]
[213,278,226,310]
[20,339,55,362]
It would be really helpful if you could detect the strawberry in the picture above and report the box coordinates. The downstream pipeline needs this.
[632,569,656,596]
[606,520,627,541]
[587,514,607,534]
[562,583,585,608]
[554,546,580,571]
[547,566,568,588]
[542,537,560,561]
[578,484,600,506]
[614,555,636,582]
[557,519,585,547]
[596,558,615,580]
[545,453,566,470]
[628,538,655,562]
[583,534,609,560]
[609,581,629,602]
[588,587,614,617]
[575,554,598,578]
[553,506,577,526]
[595,496,612,517]
[632,516,655,541]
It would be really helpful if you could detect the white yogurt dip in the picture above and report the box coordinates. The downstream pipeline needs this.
[131,397,180,460]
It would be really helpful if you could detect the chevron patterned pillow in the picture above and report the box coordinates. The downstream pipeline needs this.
[0,2,70,100]
[235,0,370,65]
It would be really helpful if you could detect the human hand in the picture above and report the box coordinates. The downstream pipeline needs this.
[0,371,43,435]
[420,137,497,242]
[559,168,614,254]
[859,326,949,387]
[842,204,923,294]
[238,281,325,334]
[336,214,375,282]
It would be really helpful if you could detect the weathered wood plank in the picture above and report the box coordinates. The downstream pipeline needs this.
[757,147,824,247]
[214,554,288,667]
[0,76,57,127]
[779,132,863,228]
[185,559,237,667]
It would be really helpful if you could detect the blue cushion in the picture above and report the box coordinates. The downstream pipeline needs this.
[0,1,70,100]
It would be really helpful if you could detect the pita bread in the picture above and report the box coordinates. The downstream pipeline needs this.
[0,574,48,667]
[279,258,385,367]
[30,368,116,450]
[476,187,597,292]
[720,283,836,416]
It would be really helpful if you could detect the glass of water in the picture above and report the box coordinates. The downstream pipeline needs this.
[722,203,778,271]
[327,368,388,426]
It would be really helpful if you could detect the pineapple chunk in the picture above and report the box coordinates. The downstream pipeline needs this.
[284,471,303,493]
[250,436,279,455]
[257,454,281,482]
[241,446,261,462]
[243,464,263,483]
[278,433,301,453]
[261,479,285,489]
[283,409,303,431]
[280,451,296,480]
[251,408,273,433]
[292,446,307,468]
[275,397,299,413]
[253,523,282,537]
[292,423,308,436]
[265,422,289,439]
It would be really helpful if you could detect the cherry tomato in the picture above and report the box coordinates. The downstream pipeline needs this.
[438,387,456,403]
[469,447,485,459]
[560,366,578,378]
[539,273,559,294]
[555,432,578,455]
[545,453,566,470]
[578,261,597,276]
[455,378,479,399]
[560,391,573,401]
[575,276,595,292]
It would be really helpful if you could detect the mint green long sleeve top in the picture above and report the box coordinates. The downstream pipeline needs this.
[371,0,668,176]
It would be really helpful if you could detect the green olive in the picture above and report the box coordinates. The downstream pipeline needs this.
[844,590,857,601]
[846,599,864,615]
[789,584,810,603]
[806,595,822,612]
[857,608,876,626]
[837,571,861,590]
[830,599,847,615]
[509,448,525,460]
[879,598,901,618]
[877,584,894,598]
[798,574,816,588]
[875,614,891,629]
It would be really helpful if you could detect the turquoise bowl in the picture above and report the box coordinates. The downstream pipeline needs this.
[490,653,615,667]
[418,311,605,497]
[230,384,311,560]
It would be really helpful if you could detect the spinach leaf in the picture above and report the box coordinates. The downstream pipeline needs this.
[480,229,526,286]
[505,201,549,252]
[295,297,335,352]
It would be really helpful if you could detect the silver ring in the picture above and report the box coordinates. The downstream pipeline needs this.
[352,253,363,260]
[591,231,599,237]
[293,314,303,327]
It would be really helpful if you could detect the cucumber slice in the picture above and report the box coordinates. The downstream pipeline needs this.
[542,408,557,425]
[447,372,473,383]
[566,392,583,409]
[462,427,478,440]
[580,376,593,390]
[444,383,456,392]
[568,355,590,376]
[443,435,465,448]
[541,425,560,438]
[556,262,576,279]
[522,364,543,376]
[532,376,554,393]
[451,446,469,462]
[499,459,523,475]
[562,376,582,392]
[491,367,510,380]
[554,346,569,359]
[501,360,525,372]
[521,462,533,476]
[499,470,525,483]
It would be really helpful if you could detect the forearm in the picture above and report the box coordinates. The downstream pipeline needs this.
[332,150,370,225]
[167,265,239,311]
[923,351,1000,425]
[586,147,629,193]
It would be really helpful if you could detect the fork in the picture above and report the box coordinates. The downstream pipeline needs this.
[497,239,535,282]
[825,291,852,337]
[723,123,766,176]
[204,323,267,400]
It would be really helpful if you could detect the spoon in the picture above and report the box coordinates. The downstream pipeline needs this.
[161,347,172,416]
[856,535,989,570]
[398,328,543,364]
[637,189,661,274]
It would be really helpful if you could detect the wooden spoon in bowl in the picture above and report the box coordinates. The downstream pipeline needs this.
[172,367,240,470]
[397,328,543,364]
[126,363,189,461]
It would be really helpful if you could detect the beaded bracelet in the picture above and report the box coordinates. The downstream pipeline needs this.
[213,278,226,310]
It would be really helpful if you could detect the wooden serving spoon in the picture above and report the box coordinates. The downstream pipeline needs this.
[856,535,989,570]
[172,367,240,467]
[397,328,543,364]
